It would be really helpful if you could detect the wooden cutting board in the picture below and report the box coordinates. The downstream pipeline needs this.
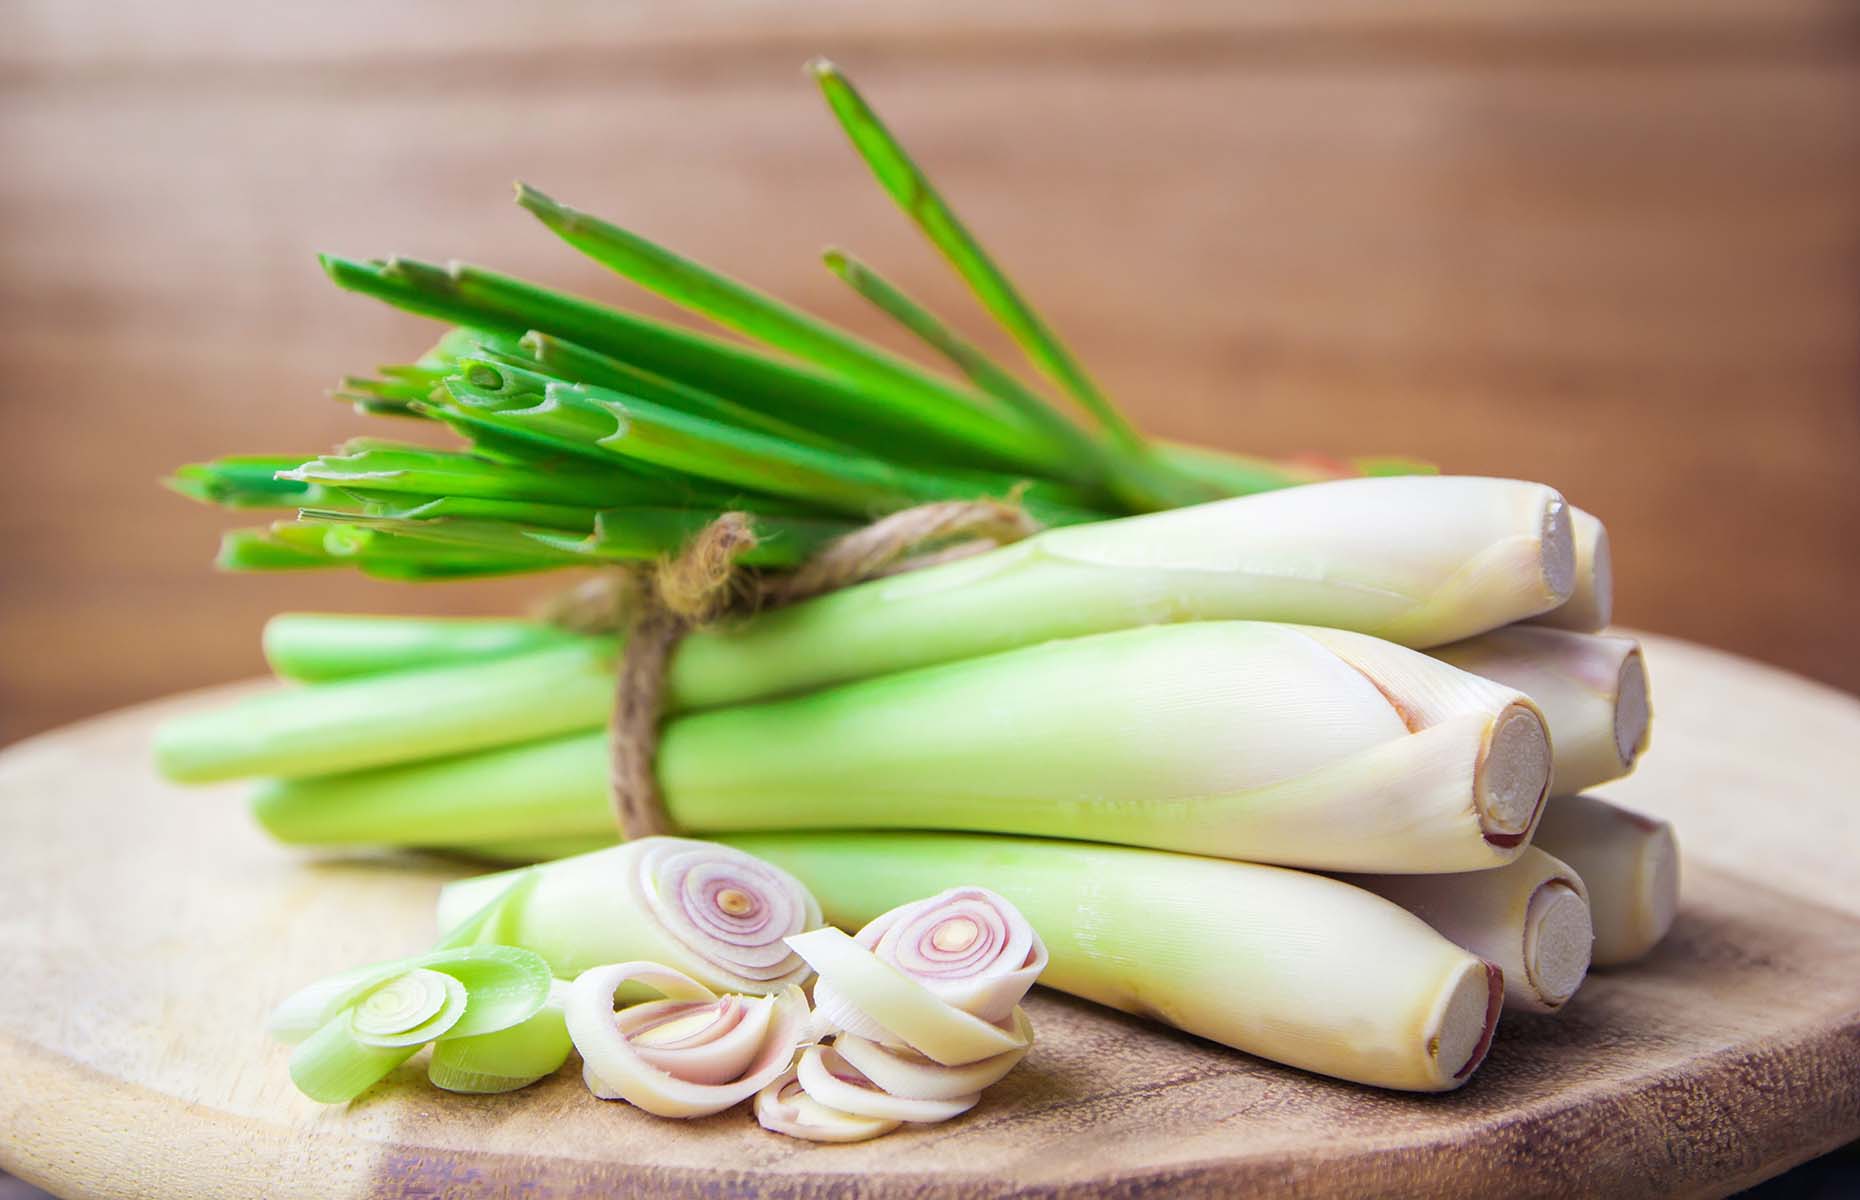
[2,634,1857,1198]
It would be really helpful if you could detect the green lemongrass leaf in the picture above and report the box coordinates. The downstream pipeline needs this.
[288,1010,421,1104]
[515,332,848,453]
[166,456,335,510]
[823,249,1212,511]
[320,254,1026,470]
[446,377,1108,526]
[349,968,468,1048]
[216,528,341,571]
[428,981,573,1094]
[283,444,672,509]
[303,521,555,579]
[811,59,1142,450]
[353,494,603,532]
[301,510,590,567]
[514,183,1083,482]
[341,375,436,403]
[1153,442,1349,496]
[262,614,586,683]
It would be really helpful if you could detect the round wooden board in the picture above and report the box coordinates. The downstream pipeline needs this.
[2,634,1858,1199]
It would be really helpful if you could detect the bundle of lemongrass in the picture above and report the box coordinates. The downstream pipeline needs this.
[161,60,1680,1097]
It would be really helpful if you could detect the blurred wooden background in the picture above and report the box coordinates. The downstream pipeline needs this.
[4,0,1858,745]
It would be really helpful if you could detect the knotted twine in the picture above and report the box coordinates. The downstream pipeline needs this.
[536,499,1042,841]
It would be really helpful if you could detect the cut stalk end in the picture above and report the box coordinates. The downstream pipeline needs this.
[1615,650,1652,770]
[1541,496,1576,606]
[1476,703,1552,845]
[1435,959,1502,1080]
[1523,881,1593,1007]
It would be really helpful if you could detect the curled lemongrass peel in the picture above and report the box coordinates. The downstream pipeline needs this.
[1528,507,1612,632]
[755,1069,901,1142]
[436,837,822,990]
[1343,847,1593,1014]
[813,886,1045,1037]
[564,961,809,1118]
[834,1008,1035,1101]
[1433,627,1651,796]
[795,1043,980,1124]
[788,927,1030,1067]
[1533,794,1680,966]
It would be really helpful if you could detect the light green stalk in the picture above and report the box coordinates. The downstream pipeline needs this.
[242,621,1550,875]
[738,833,1500,1091]
[161,476,1575,779]
[263,614,583,681]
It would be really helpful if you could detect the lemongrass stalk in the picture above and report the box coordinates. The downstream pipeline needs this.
[164,475,1578,783]
[1431,627,1652,795]
[156,641,615,783]
[166,456,331,509]
[281,444,683,508]
[1531,795,1680,966]
[1339,848,1593,1014]
[263,614,584,682]
[435,838,822,990]
[253,623,1550,873]
[729,832,1500,1092]
[660,622,1550,872]
[1527,507,1611,632]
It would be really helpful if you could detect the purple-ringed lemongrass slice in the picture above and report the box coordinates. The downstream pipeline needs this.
[834,1007,1034,1101]
[786,927,1030,1066]
[795,1044,980,1123]
[755,1068,902,1143]
[809,888,1045,1052]
[566,961,808,1118]
[433,838,823,992]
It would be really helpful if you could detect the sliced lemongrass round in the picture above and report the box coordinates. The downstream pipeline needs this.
[795,1044,978,1123]
[786,927,1029,1066]
[833,1008,1033,1101]
[436,838,822,991]
[350,968,468,1047]
[428,979,574,1095]
[269,945,552,1050]
[566,961,808,1118]
[857,888,1047,1023]
[754,1068,901,1143]
[615,994,774,1086]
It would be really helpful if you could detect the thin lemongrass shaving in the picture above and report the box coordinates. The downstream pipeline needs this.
[795,1043,979,1123]
[784,928,1027,1066]
[833,1008,1034,1101]
[755,1069,901,1143]
[565,961,808,1118]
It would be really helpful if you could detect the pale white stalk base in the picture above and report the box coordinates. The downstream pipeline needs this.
[1340,846,1593,1014]
[1433,627,1651,796]
[1532,794,1680,966]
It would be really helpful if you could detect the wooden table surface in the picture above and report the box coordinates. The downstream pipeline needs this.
[1,633,1857,1198]
[4,0,1860,746]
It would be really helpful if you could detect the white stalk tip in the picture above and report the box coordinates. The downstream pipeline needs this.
[1532,794,1679,966]
[1528,507,1612,632]
[1340,846,1593,1014]
[1477,703,1553,844]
